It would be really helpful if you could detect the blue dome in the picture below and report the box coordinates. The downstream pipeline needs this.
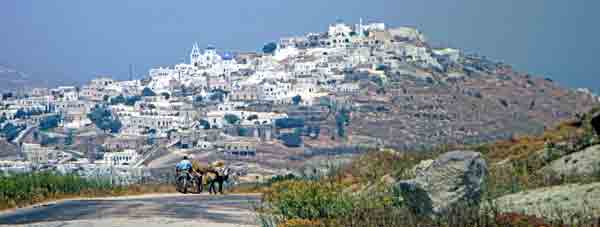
[219,52,235,60]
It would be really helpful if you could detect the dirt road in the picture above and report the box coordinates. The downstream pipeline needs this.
[0,194,261,227]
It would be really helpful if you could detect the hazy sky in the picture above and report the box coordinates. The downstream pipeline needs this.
[1,1,598,91]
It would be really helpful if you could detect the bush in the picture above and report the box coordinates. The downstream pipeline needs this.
[39,115,61,130]
[264,180,355,220]
[263,42,278,54]
[198,119,210,129]
[0,172,175,211]
[209,91,225,102]
[224,114,240,125]
[238,127,249,136]
[0,172,112,210]
[161,92,170,100]
[1,123,25,141]
[125,95,141,106]
[281,133,302,147]
[109,95,126,105]
[335,109,350,137]
[141,87,156,97]
[247,114,258,121]
[276,118,305,129]
[292,95,302,105]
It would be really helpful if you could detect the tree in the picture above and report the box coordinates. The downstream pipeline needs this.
[224,114,240,125]
[87,105,122,133]
[209,91,225,102]
[275,118,305,129]
[142,87,156,97]
[238,127,249,137]
[110,95,126,105]
[167,129,177,139]
[14,109,27,119]
[336,108,351,138]
[292,95,303,105]
[198,119,210,129]
[108,119,122,133]
[39,115,61,130]
[40,136,59,146]
[0,115,6,124]
[2,92,13,100]
[1,123,23,141]
[247,114,258,121]
[280,133,302,147]
[147,128,157,135]
[262,42,277,54]
[64,129,74,146]
[161,92,170,100]
[194,96,204,103]
[125,96,141,106]
[375,64,389,71]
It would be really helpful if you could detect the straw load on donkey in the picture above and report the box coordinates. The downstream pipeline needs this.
[190,160,234,194]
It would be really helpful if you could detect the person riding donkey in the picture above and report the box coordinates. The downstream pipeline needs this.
[175,156,192,175]
[175,156,193,192]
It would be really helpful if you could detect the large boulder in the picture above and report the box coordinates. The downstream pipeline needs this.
[540,145,600,178]
[396,151,488,218]
[493,182,600,221]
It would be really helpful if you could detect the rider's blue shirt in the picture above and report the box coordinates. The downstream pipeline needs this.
[176,160,192,171]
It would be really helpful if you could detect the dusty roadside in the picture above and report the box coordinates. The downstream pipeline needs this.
[0,193,261,227]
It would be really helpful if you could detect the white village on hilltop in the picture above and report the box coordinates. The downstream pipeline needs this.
[1,19,597,184]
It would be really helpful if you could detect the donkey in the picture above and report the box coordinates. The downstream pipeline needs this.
[206,167,234,194]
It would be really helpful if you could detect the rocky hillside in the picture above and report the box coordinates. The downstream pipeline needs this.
[342,53,597,150]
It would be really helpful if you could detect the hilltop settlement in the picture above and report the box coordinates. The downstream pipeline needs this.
[0,19,598,183]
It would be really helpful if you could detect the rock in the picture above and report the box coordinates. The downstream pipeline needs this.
[540,145,600,178]
[410,159,434,177]
[396,150,488,218]
[493,182,600,221]
[592,113,600,136]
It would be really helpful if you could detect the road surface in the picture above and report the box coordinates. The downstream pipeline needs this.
[0,194,261,227]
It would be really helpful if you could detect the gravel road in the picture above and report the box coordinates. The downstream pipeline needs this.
[0,193,261,227]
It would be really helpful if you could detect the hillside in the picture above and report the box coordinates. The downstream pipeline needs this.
[0,64,49,92]
[251,108,600,227]
[341,53,597,150]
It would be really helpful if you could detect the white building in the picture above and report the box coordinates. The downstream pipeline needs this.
[328,22,353,48]
[336,83,360,94]
[22,143,58,165]
[54,86,79,101]
[103,149,139,166]
[190,44,223,68]
[258,81,292,101]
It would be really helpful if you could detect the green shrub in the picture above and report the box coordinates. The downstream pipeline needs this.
[264,180,355,220]
[0,172,112,210]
